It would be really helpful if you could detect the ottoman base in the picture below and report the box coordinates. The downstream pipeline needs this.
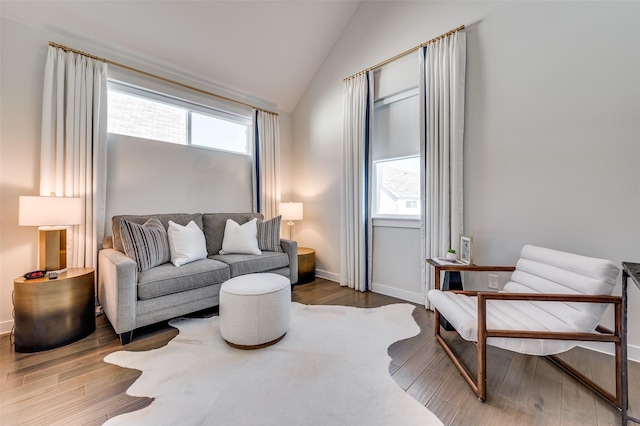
[224,332,287,350]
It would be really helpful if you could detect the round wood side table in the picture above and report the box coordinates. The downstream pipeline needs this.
[13,268,95,352]
[297,247,316,284]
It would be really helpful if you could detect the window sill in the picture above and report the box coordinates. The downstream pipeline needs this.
[372,217,420,229]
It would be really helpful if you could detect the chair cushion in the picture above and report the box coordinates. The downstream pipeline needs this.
[428,290,584,355]
[504,245,618,331]
[210,251,289,277]
[137,258,230,300]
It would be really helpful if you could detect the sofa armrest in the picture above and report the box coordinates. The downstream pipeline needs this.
[280,239,298,285]
[98,248,138,335]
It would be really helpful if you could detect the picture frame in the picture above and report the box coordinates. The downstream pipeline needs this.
[460,235,473,265]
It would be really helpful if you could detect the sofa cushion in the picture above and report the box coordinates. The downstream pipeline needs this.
[210,251,289,277]
[257,215,283,252]
[202,213,263,256]
[137,258,230,300]
[219,218,261,255]
[120,217,170,272]
[168,220,208,266]
[113,213,203,253]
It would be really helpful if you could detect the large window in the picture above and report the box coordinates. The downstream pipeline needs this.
[107,82,251,155]
[372,88,420,218]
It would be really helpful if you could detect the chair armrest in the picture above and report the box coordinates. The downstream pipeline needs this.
[476,292,622,342]
[280,239,298,284]
[98,249,138,334]
[477,292,621,304]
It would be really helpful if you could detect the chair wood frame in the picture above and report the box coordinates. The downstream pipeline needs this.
[434,288,625,410]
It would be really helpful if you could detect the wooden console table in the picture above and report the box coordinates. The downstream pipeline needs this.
[426,259,516,291]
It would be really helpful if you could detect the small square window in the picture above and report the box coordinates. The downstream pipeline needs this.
[373,156,420,217]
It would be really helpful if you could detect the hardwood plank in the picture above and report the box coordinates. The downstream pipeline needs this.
[392,342,451,392]
[430,349,474,406]
[587,349,621,426]
[406,364,452,405]
[561,373,599,425]
[497,353,538,411]
[526,357,563,426]
[450,389,535,426]
[426,395,459,426]
[3,384,87,424]
[1,374,59,406]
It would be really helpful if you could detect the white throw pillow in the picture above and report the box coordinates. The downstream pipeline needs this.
[219,218,262,255]
[167,220,208,266]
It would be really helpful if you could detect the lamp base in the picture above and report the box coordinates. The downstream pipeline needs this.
[39,228,67,271]
[287,221,296,241]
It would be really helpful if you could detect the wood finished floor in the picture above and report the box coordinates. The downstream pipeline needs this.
[1,278,638,425]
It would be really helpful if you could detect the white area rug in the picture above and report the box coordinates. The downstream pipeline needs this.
[104,302,443,425]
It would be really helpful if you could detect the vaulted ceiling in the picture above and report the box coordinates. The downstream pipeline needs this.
[0,1,362,113]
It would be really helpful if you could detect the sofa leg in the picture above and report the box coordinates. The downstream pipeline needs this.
[119,331,133,345]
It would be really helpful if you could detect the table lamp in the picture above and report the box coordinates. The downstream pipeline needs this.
[279,202,303,241]
[19,195,82,272]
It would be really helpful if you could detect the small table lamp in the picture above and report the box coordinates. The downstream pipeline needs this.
[19,195,82,272]
[279,202,303,241]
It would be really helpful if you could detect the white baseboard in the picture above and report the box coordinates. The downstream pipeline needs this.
[579,341,640,363]
[1,319,14,335]
[314,272,425,306]
[629,345,640,363]
[371,282,424,305]
[315,269,340,283]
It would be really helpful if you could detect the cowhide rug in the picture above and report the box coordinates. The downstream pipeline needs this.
[104,302,443,425]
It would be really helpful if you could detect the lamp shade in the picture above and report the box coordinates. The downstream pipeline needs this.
[279,202,303,221]
[19,196,82,227]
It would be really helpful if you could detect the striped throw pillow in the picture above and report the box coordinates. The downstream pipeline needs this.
[120,217,171,272]
[257,215,283,252]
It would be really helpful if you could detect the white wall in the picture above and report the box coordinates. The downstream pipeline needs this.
[0,17,294,334]
[104,134,254,236]
[292,2,640,356]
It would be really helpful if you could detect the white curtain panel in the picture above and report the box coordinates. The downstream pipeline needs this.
[255,111,281,220]
[340,72,372,292]
[40,46,108,269]
[419,32,466,308]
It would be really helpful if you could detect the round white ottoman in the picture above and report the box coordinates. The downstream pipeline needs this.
[219,273,291,349]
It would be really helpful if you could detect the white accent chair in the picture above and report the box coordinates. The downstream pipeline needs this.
[427,245,624,409]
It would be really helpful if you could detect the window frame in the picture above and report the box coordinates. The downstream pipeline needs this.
[107,80,253,156]
[371,154,421,221]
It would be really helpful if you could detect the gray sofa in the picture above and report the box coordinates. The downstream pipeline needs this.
[98,213,298,344]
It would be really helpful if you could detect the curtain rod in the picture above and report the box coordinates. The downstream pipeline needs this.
[343,25,465,82]
[48,42,278,116]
